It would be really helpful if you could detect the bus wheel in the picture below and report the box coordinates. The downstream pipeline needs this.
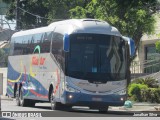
[19,88,29,107]
[50,92,62,110]
[16,90,20,106]
[27,100,35,107]
[98,106,109,113]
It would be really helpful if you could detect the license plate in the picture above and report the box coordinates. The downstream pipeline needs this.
[92,97,102,101]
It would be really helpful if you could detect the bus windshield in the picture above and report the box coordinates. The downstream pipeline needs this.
[66,34,127,83]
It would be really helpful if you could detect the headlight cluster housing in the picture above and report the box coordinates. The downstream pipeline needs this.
[66,85,81,93]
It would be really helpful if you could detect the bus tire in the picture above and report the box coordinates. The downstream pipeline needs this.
[63,105,72,111]
[50,91,62,110]
[16,90,20,106]
[19,87,29,107]
[98,106,109,113]
[28,100,36,107]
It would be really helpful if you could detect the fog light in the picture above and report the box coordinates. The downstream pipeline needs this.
[69,95,73,99]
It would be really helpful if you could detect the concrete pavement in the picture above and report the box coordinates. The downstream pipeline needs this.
[110,102,160,111]
[0,95,13,101]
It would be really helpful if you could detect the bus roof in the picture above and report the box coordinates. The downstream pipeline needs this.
[12,26,53,38]
[49,19,121,36]
[12,19,122,38]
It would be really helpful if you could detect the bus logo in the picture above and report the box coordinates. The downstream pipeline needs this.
[32,56,46,65]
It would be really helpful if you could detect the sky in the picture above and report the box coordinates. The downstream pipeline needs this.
[0,15,16,30]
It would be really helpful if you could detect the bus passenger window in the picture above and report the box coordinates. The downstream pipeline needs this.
[13,36,24,55]
[40,32,51,53]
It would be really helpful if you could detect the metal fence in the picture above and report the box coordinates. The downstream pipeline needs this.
[0,73,3,95]
[130,59,160,79]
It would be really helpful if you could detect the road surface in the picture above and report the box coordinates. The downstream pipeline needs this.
[1,99,134,117]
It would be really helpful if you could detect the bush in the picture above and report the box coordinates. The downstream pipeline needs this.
[132,77,159,88]
[145,77,159,88]
[128,83,160,103]
[128,83,148,102]
[147,88,160,103]
[132,78,145,84]
[145,88,156,103]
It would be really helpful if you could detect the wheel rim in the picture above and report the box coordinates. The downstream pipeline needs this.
[20,89,23,105]
[16,91,20,105]
[50,93,55,109]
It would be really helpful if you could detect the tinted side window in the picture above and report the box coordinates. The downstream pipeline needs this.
[52,32,63,54]
[13,35,34,55]
[33,33,43,54]
[52,32,64,69]
[13,36,24,55]
[13,32,52,55]
[40,32,52,53]
[23,35,32,54]
[9,38,14,55]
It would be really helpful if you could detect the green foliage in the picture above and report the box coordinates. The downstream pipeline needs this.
[0,48,8,67]
[132,78,145,84]
[3,0,160,57]
[44,0,91,23]
[153,88,160,103]
[0,48,5,57]
[3,0,49,29]
[132,77,159,88]
[141,88,160,103]
[70,0,159,54]
[3,0,91,28]
[128,83,148,102]
[128,77,160,103]
[69,6,86,19]
[155,40,160,52]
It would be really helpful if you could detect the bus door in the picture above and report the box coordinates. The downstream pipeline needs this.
[59,68,65,98]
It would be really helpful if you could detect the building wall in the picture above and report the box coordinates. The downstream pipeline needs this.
[134,15,160,73]
[0,67,7,95]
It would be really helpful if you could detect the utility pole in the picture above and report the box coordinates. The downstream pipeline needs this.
[16,0,20,30]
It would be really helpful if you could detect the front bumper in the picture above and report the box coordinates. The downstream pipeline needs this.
[61,91,126,107]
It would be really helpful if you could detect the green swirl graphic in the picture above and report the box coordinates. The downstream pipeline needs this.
[33,45,41,54]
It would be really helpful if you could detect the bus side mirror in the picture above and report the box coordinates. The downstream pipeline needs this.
[129,39,135,58]
[122,36,135,58]
[63,34,70,52]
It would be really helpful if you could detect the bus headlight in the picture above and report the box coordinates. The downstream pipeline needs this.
[120,97,124,101]
[66,85,81,93]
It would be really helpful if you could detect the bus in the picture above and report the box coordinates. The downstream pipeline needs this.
[7,19,135,112]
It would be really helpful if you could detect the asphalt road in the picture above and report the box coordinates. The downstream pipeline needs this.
[1,99,134,117]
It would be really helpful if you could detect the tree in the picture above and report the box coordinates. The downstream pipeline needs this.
[155,40,160,53]
[155,26,160,52]
[44,0,91,23]
[70,0,160,56]
[3,0,49,29]
[0,48,5,57]
[0,48,7,67]
[3,0,91,28]
[69,0,160,85]
[132,77,159,88]
[4,0,160,58]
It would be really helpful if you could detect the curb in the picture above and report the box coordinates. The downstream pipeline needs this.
[154,106,160,111]
[110,105,156,111]
[133,103,160,106]
[0,96,13,101]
